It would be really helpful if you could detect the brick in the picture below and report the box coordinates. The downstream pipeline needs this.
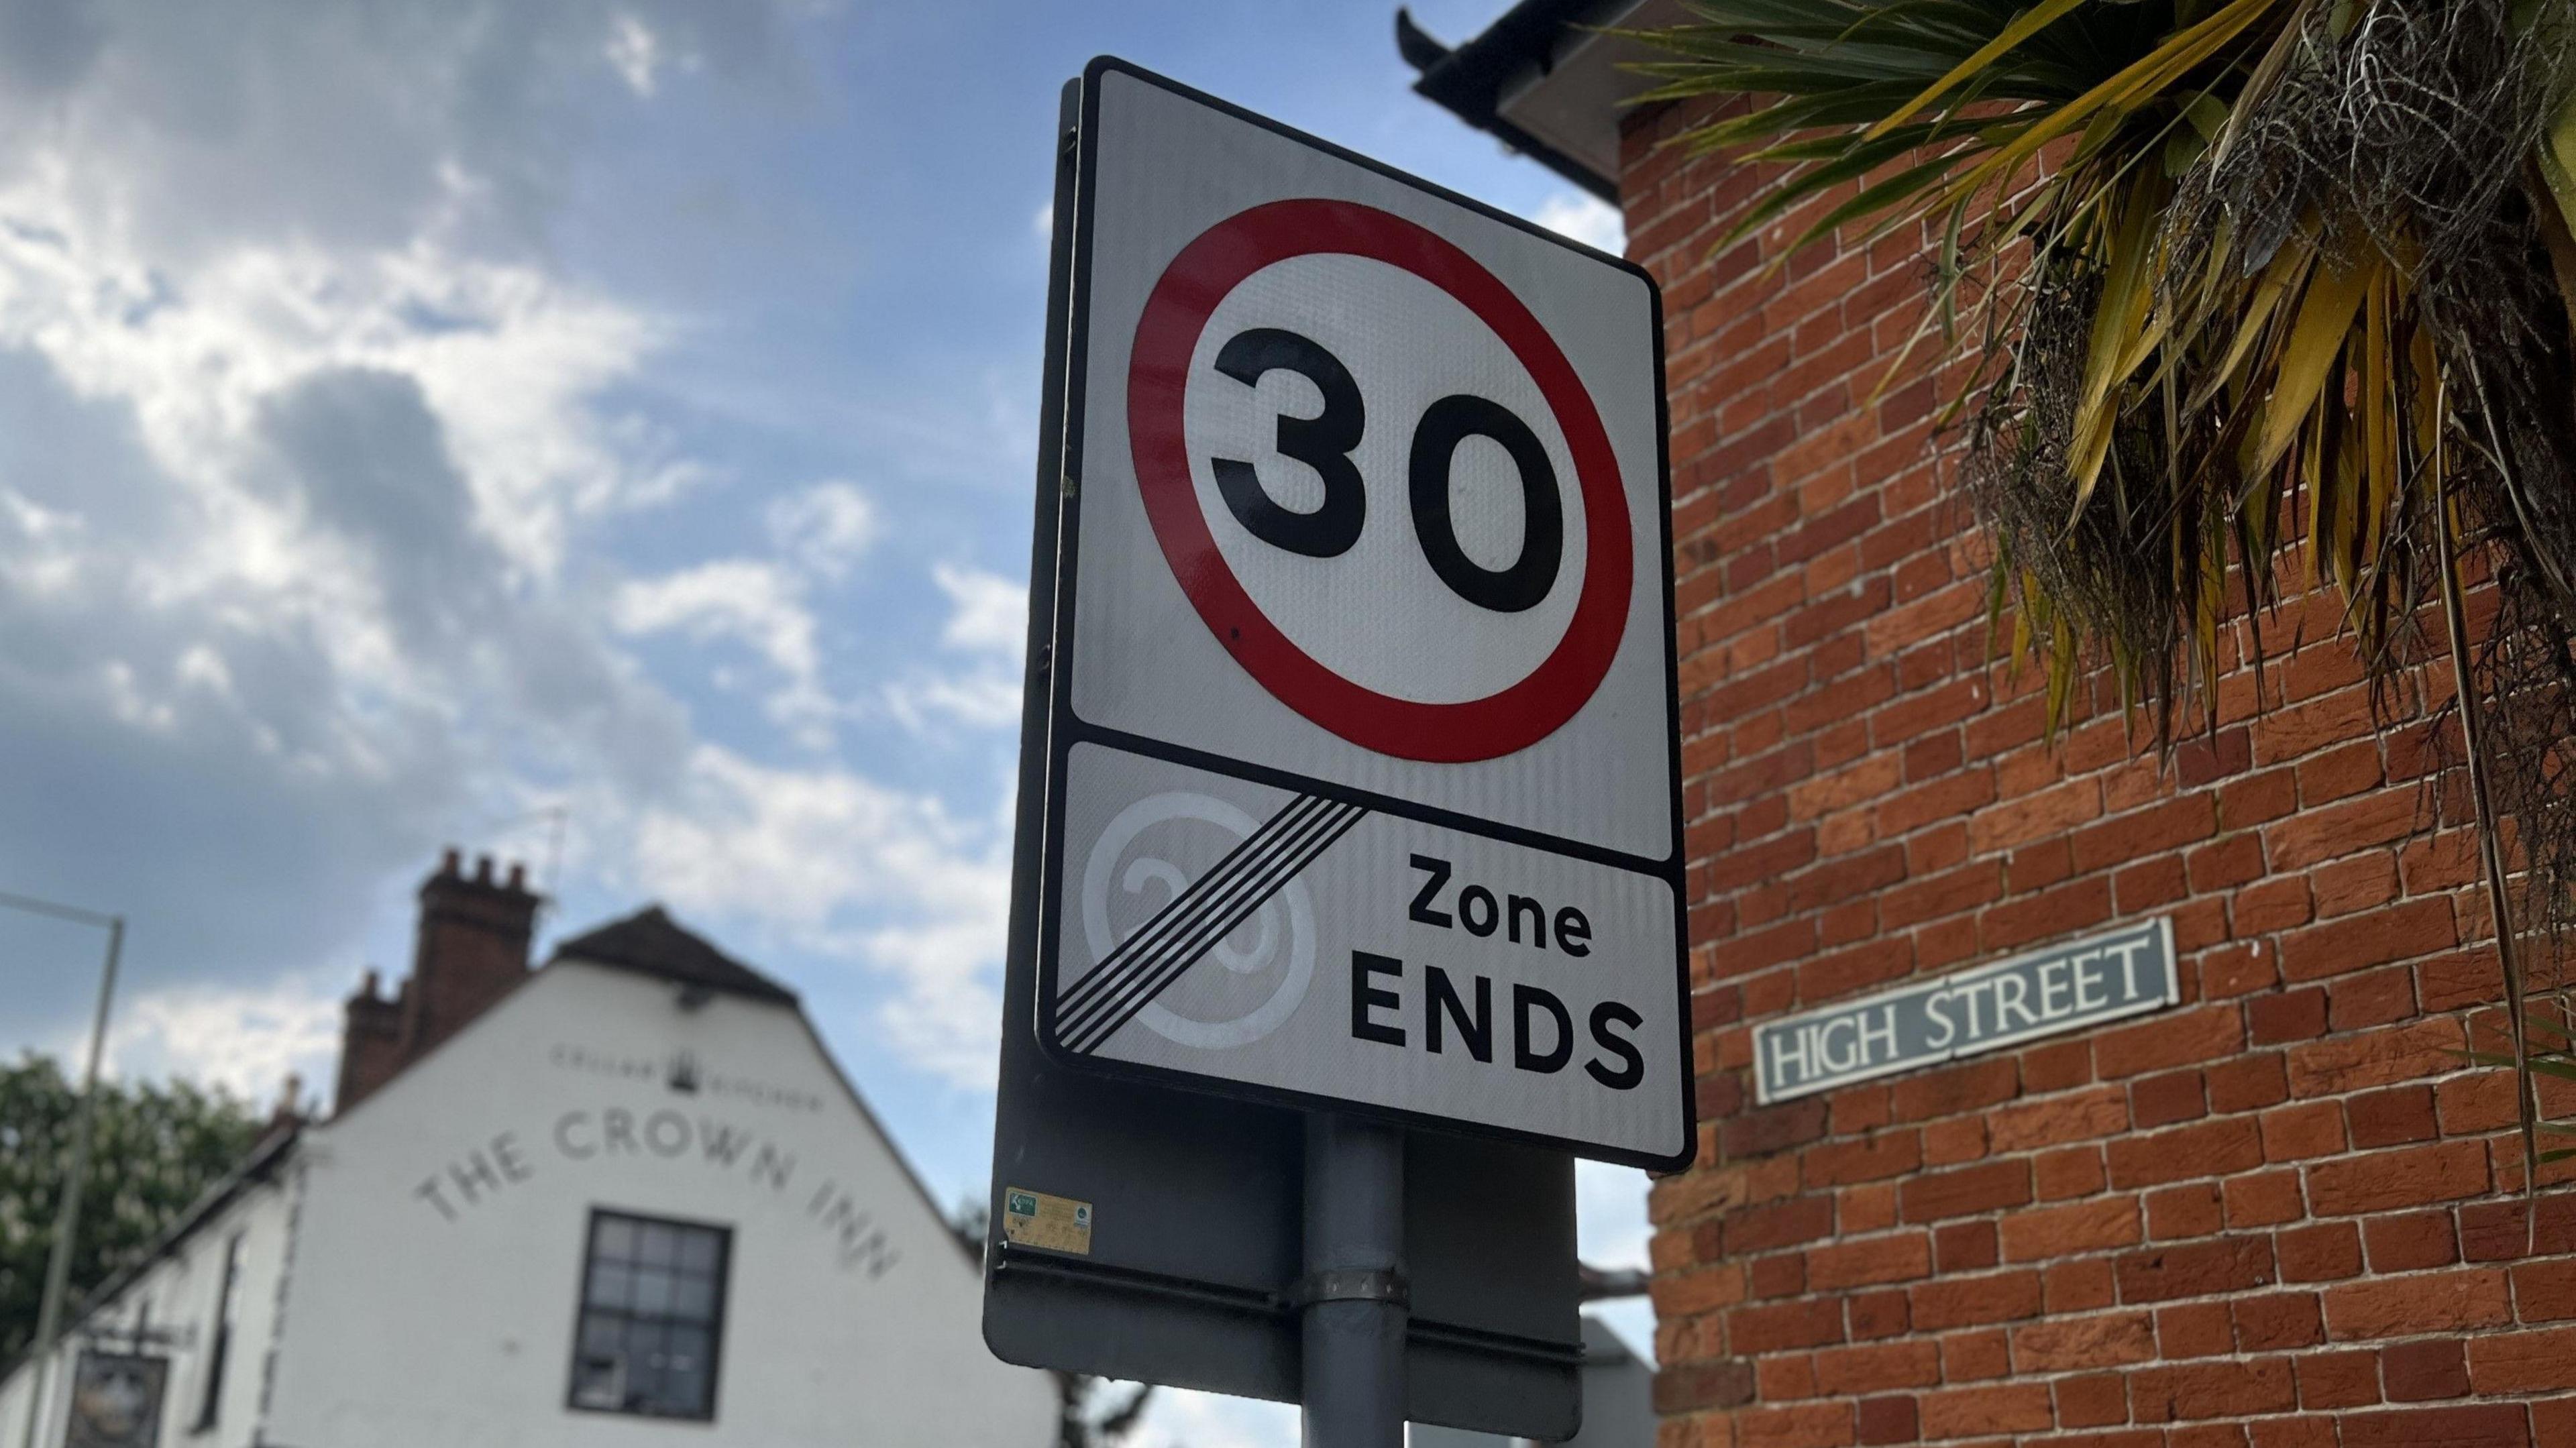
[2094,1004,2245,1080]
[1887,1056,2018,1123]
[2261,1101,2347,1161]
[1988,1087,2127,1152]
[1853,1395,1917,1446]
[2286,1017,2467,1097]
[2345,1084,2438,1150]
[2045,1379,2123,1433]
[2248,988,2329,1044]
[2114,1236,2275,1303]
[1729,1296,1847,1354]
[2277,897,2457,981]
[2131,1069,2208,1128]
[1898,1160,2029,1223]
[2221,1170,2305,1229]
[2233,1292,2323,1351]
[1933,1220,1996,1274]
[1916,1383,2051,1438]
[1999,1196,2141,1263]
[2466,1326,2576,1394]
[2131,1358,2297,1421]
[2276,1221,2365,1282]
[2306,1140,2490,1215]
[2296,1349,2383,1410]
[2147,1182,2225,1240]
[1656,1357,1758,1413]
[2105,1117,2264,1189]
[1937,1325,2008,1382]
[2512,1257,2576,1321]
[1908,1270,2040,1331]
[2322,1268,2513,1339]
[2361,1209,2459,1272]
[1808,1233,1933,1290]
[2156,1298,2233,1359]
[2010,1312,2155,1372]
[2034,1146,2106,1201]
[1809,1340,1941,1396]
[2337,1403,2530,1448]
[2383,1338,2471,1401]
[2207,1054,2290,1113]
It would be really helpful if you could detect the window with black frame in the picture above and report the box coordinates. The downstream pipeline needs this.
[567,1209,731,1421]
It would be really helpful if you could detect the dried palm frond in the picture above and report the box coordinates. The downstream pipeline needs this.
[1636,0,2576,1201]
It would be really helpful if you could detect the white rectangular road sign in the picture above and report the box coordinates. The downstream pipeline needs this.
[1034,59,1689,1170]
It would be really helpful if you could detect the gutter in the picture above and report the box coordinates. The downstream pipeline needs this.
[1397,3,1622,203]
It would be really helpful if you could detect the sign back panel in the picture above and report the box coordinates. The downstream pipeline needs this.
[989,71,1583,1439]
[1039,58,1690,1170]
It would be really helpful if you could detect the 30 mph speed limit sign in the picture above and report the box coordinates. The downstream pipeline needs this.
[1029,59,1688,1170]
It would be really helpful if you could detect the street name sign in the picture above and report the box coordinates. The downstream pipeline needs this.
[1034,57,1690,1170]
[1753,918,2180,1103]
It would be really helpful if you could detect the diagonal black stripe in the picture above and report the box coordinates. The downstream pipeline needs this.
[1057,795,1332,1021]
[1059,795,1330,1017]
[1067,800,1363,1055]
[1067,799,1366,1054]
[1057,796,1346,1039]
[1058,799,1358,1048]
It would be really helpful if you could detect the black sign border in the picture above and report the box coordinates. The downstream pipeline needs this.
[1027,56,1693,1174]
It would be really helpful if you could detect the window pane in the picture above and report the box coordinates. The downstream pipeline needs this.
[588,1264,633,1311]
[638,1223,680,1267]
[633,1268,675,1316]
[572,1353,624,1410]
[678,1229,718,1274]
[593,1217,637,1262]
[667,1326,709,1373]
[665,1365,708,1416]
[672,1276,714,1321]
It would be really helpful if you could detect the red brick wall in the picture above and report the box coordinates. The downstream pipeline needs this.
[1624,94,2576,1447]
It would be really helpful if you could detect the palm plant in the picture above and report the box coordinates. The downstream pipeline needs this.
[1635,0,2576,1191]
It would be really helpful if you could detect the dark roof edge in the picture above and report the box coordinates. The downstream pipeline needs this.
[1396,3,1620,203]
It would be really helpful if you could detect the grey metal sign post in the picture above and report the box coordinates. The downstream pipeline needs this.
[987,59,1684,1448]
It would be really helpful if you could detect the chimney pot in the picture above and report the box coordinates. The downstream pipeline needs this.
[474,853,494,884]
[361,968,381,999]
[506,861,527,892]
[440,846,462,877]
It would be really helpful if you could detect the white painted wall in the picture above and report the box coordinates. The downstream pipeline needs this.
[3,958,1055,1447]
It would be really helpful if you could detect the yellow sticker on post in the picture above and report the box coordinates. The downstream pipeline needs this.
[1001,1186,1093,1255]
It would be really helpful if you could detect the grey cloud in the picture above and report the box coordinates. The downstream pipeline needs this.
[0,0,796,259]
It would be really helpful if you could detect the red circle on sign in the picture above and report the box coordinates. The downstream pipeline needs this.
[1128,199,1631,763]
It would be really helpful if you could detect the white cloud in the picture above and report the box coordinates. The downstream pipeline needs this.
[932,563,1025,658]
[103,975,342,1107]
[606,15,664,97]
[1531,191,1625,255]
[613,559,831,742]
[878,562,1026,734]
[1032,202,1054,240]
[630,745,1011,1089]
[765,480,880,581]
[1130,1389,1295,1448]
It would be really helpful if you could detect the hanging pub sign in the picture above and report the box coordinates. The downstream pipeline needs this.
[66,1351,169,1448]
[1754,918,2180,1103]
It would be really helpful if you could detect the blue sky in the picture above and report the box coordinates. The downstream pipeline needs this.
[0,3,1642,1441]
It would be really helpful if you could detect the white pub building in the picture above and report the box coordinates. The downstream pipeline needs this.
[1,852,1055,1447]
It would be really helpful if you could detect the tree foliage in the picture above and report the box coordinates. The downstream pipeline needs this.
[0,1053,264,1366]
[1639,0,2576,1179]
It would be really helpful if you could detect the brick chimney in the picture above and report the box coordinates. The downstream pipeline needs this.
[333,848,539,1113]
